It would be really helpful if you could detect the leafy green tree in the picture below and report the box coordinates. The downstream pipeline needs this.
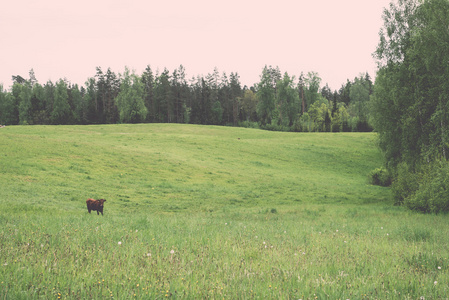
[372,0,449,210]
[349,75,372,131]
[51,79,71,124]
[0,85,16,125]
[297,72,305,115]
[256,66,276,125]
[240,89,258,122]
[304,71,322,110]
[18,82,33,125]
[115,68,147,123]
[30,83,48,124]
[70,84,84,124]
[142,65,155,122]
[229,72,242,125]
[331,103,350,132]
[276,72,299,127]
[308,101,330,132]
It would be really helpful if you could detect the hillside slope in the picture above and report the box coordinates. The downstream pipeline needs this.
[0,124,389,213]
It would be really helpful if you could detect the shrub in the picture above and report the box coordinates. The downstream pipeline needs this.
[369,167,392,187]
[404,160,449,213]
[391,162,420,206]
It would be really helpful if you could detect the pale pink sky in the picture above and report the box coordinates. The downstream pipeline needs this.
[1,0,392,90]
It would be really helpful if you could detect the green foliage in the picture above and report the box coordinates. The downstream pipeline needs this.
[276,72,299,127]
[372,0,449,209]
[256,66,277,125]
[403,160,449,213]
[304,71,322,109]
[51,79,71,124]
[115,68,147,123]
[0,84,17,125]
[369,167,392,187]
[240,89,258,122]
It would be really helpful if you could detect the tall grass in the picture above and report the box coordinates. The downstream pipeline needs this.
[1,124,448,299]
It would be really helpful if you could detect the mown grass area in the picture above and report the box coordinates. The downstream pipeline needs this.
[0,124,448,299]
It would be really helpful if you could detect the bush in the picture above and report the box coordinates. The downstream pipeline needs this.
[237,121,259,129]
[392,162,419,206]
[404,160,449,213]
[369,167,392,187]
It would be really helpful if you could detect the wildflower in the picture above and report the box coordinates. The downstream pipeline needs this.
[336,230,338,232]
[381,227,383,229]
[170,250,175,254]
[344,241,347,243]
[118,241,122,245]
[434,281,437,285]
[225,223,227,225]
[135,230,138,232]
[438,266,441,270]
[147,253,151,257]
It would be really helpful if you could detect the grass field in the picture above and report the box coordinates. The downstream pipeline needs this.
[0,124,448,299]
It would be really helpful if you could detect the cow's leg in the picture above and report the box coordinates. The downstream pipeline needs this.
[97,211,99,215]
[88,209,91,213]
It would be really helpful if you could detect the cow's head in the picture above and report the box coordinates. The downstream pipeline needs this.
[98,199,106,207]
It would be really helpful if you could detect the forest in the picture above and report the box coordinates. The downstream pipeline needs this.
[0,65,373,132]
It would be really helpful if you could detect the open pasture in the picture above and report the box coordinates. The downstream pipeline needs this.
[0,124,448,299]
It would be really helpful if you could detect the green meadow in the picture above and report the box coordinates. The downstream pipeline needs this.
[0,124,448,299]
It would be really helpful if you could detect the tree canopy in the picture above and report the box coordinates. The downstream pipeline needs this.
[371,0,449,212]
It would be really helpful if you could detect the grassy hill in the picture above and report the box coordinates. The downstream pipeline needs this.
[1,124,448,299]
[0,124,388,213]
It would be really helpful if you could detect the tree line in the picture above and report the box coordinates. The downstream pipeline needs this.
[0,66,374,132]
[371,0,449,213]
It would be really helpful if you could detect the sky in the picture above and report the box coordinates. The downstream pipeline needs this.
[0,0,392,91]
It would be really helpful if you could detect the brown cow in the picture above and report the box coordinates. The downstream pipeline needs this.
[86,198,106,215]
